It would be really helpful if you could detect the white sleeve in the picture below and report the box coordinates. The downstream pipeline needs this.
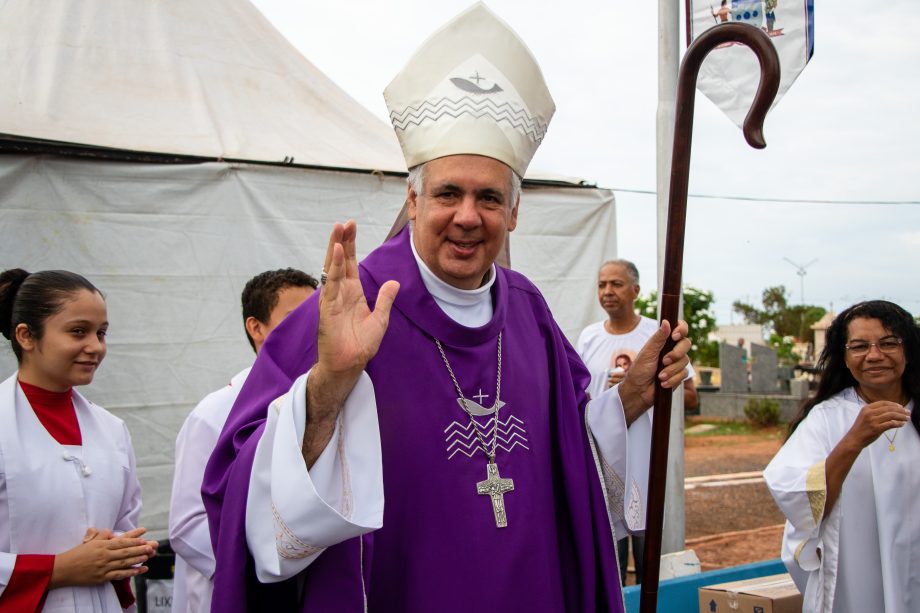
[574,328,588,356]
[0,554,14,595]
[169,404,222,579]
[585,384,651,539]
[763,409,836,575]
[114,422,143,534]
[246,371,384,583]
[0,452,12,593]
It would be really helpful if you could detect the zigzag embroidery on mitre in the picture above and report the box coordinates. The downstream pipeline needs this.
[390,96,548,144]
[389,95,540,129]
[443,414,531,460]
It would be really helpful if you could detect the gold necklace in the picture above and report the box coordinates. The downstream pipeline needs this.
[883,429,898,453]
[856,387,907,452]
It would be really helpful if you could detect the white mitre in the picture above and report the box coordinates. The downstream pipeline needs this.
[383,2,555,178]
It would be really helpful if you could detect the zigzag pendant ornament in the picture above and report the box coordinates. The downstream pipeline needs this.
[443,413,530,461]
[435,332,517,526]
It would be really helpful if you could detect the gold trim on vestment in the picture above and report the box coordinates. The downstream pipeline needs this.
[793,538,808,565]
[806,460,827,525]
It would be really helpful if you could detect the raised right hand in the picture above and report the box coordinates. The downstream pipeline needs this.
[50,527,158,588]
[302,221,399,466]
[845,400,910,449]
[314,220,400,388]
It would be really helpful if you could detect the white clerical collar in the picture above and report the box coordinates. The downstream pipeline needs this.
[409,227,495,326]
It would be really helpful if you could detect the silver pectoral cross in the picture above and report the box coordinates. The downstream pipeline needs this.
[476,461,514,528]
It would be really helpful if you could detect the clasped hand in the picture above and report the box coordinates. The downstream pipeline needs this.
[50,527,158,588]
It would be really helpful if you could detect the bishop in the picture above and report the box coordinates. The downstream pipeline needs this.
[203,4,691,611]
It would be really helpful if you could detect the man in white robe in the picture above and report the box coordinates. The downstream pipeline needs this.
[169,269,315,612]
[576,259,698,584]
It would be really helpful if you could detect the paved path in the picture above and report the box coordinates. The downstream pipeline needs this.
[685,470,763,490]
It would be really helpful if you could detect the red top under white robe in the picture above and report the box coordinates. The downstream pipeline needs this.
[0,375,141,612]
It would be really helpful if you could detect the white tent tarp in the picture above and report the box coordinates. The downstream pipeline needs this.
[0,0,406,171]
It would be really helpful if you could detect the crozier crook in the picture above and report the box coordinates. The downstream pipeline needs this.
[639,23,780,613]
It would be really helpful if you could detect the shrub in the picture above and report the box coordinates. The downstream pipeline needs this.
[743,397,781,428]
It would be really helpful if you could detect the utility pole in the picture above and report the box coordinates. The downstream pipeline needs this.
[656,0,683,556]
[783,257,818,304]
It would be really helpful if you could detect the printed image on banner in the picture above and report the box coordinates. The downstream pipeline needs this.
[688,1,815,126]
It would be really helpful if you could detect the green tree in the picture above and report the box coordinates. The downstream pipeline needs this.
[635,286,720,367]
[768,332,801,367]
[732,285,826,343]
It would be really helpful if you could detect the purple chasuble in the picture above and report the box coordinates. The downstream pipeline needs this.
[203,227,625,612]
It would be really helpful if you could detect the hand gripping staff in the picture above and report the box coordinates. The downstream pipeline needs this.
[639,23,780,613]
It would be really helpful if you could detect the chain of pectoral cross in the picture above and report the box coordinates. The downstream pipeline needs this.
[435,332,503,462]
[435,332,515,528]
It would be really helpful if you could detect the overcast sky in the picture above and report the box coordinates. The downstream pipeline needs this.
[251,0,919,324]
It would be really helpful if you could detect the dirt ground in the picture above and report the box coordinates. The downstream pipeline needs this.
[686,426,786,570]
[625,424,788,582]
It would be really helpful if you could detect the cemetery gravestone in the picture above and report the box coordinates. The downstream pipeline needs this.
[750,343,779,394]
[719,342,748,393]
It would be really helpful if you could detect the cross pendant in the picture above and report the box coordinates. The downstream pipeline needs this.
[476,461,514,528]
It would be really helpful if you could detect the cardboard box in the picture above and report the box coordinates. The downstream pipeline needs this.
[699,573,803,613]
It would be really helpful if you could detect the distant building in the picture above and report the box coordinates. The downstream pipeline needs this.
[810,311,837,361]
[709,323,764,360]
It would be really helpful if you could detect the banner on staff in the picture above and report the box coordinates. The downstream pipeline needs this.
[688,1,815,126]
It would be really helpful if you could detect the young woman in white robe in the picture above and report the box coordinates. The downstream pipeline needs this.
[764,300,920,613]
[0,269,157,612]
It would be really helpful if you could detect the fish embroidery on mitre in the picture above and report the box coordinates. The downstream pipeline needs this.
[388,55,548,146]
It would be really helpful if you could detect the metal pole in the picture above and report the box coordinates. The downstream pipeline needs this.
[656,0,684,562]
